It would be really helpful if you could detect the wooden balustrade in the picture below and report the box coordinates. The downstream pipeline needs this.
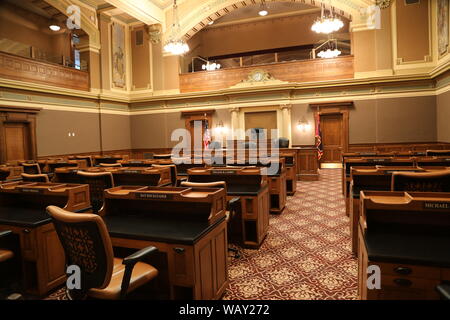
[0,52,89,91]
[179,55,354,93]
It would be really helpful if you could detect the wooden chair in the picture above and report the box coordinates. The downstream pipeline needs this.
[77,171,115,214]
[0,167,10,182]
[391,171,450,192]
[181,181,240,258]
[21,163,41,175]
[426,150,450,157]
[0,230,21,299]
[76,156,94,167]
[47,206,158,300]
[152,164,178,186]
[21,173,50,183]
[99,163,122,167]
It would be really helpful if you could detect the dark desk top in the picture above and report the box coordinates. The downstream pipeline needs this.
[0,206,51,227]
[365,228,450,268]
[104,214,225,245]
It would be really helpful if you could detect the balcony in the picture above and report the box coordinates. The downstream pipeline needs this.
[179,55,354,93]
[0,39,89,91]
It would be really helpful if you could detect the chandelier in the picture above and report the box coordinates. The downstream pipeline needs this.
[202,61,221,71]
[164,0,189,55]
[317,48,341,59]
[311,2,344,34]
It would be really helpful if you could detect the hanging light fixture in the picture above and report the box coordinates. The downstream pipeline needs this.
[311,1,344,34]
[164,0,189,55]
[202,61,221,71]
[312,38,342,59]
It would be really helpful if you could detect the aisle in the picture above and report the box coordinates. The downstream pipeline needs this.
[223,169,358,300]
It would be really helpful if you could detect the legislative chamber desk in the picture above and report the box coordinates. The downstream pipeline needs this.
[358,191,450,300]
[212,159,286,214]
[348,166,426,255]
[0,165,23,181]
[53,166,172,187]
[0,182,91,296]
[100,186,228,300]
[93,154,127,165]
[187,167,269,248]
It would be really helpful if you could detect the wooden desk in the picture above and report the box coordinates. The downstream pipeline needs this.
[280,151,297,195]
[53,166,172,187]
[93,155,126,166]
[416,156,450,168]
[342,157,415,210]
[0,181,91,296]
[101,186,228,300]
[213,159,286,214]
[187,167,269,248]
[348,166,425,255]
[358,191,450,300]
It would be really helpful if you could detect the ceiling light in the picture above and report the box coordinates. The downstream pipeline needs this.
[49,24,61,32]
[258,3,268,16]
[164,0,189,55]
[202,61,221,71]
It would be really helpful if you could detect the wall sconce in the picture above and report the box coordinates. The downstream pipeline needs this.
[215,121,227,134]
[296,119,311,132]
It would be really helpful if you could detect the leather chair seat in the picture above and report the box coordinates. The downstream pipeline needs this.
[88,258,158,300]
[0,249,13,263]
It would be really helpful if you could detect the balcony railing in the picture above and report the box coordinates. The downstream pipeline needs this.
[0,51,90,91]
[179,55,354,93]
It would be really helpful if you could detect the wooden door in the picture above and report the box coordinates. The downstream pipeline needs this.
[4,122,30,161]
[320,114,343,162]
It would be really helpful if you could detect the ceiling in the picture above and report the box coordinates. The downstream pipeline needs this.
[211,2,318,26]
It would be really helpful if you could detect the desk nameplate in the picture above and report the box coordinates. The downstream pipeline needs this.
[211,170,238,175]
[423,202,450,210]
[135,193,174,200]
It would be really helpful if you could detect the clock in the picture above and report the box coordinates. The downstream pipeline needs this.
[376,0,392,9]
[252,71,264,82]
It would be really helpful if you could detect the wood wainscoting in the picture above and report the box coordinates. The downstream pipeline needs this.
[179,56,354,93]
[347,142,450,153]
[0,52,89,91]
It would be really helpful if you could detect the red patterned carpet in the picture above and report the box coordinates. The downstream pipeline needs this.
[223,168,358,300]
[45,168,357,300]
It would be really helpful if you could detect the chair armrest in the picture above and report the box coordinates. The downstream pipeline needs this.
[436,284,450,300]
[0,230,12,238]
[120,246,158,299]
[123,246,158,266]
[227,197,240,213]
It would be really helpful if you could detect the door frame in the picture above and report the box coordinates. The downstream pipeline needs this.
[310,101,353,161]
[0,106,40,164]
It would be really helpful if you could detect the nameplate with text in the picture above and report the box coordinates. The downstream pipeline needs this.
[19,188,43,194]
[123,170,140,174]
[135,193,173,200]
[212,170,238,175]
[423,202,450,210]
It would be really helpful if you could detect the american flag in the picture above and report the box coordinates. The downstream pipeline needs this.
[203,120,211,149]
[315,113,323,160]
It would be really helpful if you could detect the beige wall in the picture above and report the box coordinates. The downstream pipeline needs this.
[290,96,437,146]
[100,114,132,151]
[36,110,101,157]
[396,0,429,63]
[131,26,151,89]
[437,90,450,143]
[0,2,72,59]
[191,12,348,58]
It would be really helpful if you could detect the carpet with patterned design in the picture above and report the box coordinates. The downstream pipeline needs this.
[45,168,357,300]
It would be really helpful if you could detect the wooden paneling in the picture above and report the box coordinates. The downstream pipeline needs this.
[4,123,28,161]
[0,52,89,91]
[179,56,354,93]
[296,147,319,181]
[348,142,450,154]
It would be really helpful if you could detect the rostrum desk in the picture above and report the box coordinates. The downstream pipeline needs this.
[99,186,228,300]
[53,166,172,187]
[0,181,91,296]
[187,167,270,248]
[358,191,450,300]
